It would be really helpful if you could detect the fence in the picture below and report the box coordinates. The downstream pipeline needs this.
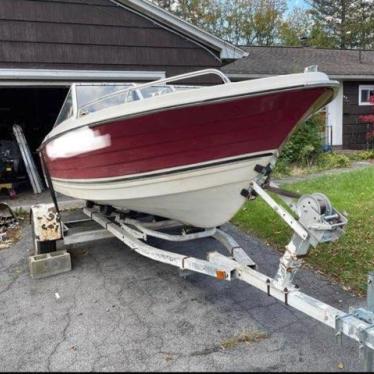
[343,123,374,150]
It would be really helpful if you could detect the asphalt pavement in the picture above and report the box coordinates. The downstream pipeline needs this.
[0,212,363,371]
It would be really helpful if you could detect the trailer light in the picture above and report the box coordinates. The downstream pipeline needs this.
[216,270,226,280]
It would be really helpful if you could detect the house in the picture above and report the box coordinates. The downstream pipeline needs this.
[222,46,374,150]
[0,0,246,151]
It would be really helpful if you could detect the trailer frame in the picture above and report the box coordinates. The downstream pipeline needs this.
[29,178,374,370]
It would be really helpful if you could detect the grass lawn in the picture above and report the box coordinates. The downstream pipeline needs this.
[232,166,374,295]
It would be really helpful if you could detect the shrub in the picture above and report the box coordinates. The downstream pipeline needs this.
[356,150,374,160]
[345,150,374,161]
[278,115,323,165]
[273,158,291,176]
[346,152,363,161]
[316,152,351,169]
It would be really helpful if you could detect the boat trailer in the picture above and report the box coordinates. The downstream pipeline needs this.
[29,174,374,370]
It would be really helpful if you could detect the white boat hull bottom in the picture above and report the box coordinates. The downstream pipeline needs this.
[52,154,275,227]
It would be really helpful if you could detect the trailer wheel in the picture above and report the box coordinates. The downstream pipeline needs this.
[31,212,56,255]
[86,200,95,208]
[100,205,113,216]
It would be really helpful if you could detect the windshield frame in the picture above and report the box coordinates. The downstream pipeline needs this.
[54,85,78,127]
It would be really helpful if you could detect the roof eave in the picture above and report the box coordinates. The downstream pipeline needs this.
[0,68,166,83]
[329,74,374,81]
[225,73,374,81]
[114,0,248,60]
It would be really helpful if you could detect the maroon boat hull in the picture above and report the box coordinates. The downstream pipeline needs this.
[43,87,332,180]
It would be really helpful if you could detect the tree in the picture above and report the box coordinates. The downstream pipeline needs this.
[307,0,374,49]
[307,0,351,48]
[307,21,336,48]
[348,1,374,49]
[152,0,374,49]
[279,8,312,46]
[251,0,287,46]
[151,0,288,46]
[152,0,176,10]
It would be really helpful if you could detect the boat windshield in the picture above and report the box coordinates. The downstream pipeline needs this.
[54,83,200,126]
[76,84,190,118]
[54,88,74,127]
[139,86,174,98]
[76,83,135,117]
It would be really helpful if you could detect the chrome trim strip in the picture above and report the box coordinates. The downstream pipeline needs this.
[51,151,275,184]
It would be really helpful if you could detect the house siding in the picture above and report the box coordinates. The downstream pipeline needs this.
[0,0,222,78]
[343,81,374,149]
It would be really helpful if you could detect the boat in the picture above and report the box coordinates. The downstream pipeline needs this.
[39,69,338,228]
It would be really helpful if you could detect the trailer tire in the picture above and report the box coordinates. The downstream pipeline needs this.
[100,205,113,216]
[86,200,95,208]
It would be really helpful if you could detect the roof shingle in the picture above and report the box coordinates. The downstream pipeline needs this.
[222,46,374,78]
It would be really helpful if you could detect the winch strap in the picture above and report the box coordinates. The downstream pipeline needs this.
[263,185,301,199]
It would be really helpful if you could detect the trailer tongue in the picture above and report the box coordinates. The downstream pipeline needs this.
[29,169,374,370]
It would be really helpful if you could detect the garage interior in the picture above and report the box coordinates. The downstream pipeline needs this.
[0,86,68,198]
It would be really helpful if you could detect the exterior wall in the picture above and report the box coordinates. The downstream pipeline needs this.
[0,0,222,79]
[326,82,343,147]
[343,81,374,149]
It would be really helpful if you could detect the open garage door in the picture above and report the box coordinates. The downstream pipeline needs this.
[0,87,68,197]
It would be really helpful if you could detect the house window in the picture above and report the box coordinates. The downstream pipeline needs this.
[359,85,374,105]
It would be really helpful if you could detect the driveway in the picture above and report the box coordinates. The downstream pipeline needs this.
[0,211,362,371]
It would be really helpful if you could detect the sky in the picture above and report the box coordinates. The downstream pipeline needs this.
[288,0,309,10]
[286,0,309,16]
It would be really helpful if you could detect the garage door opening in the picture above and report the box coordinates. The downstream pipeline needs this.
[0,87,68,198]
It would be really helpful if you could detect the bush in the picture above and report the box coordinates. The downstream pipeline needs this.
[278,115,323,165]
[355,150,374,160]
[273,158,291,176]
[345,152,363,161]
[344,150,374,161]
[316,152,351,169]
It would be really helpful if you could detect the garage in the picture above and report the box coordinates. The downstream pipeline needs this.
[0,84,67,196]
[0,0,244,199]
